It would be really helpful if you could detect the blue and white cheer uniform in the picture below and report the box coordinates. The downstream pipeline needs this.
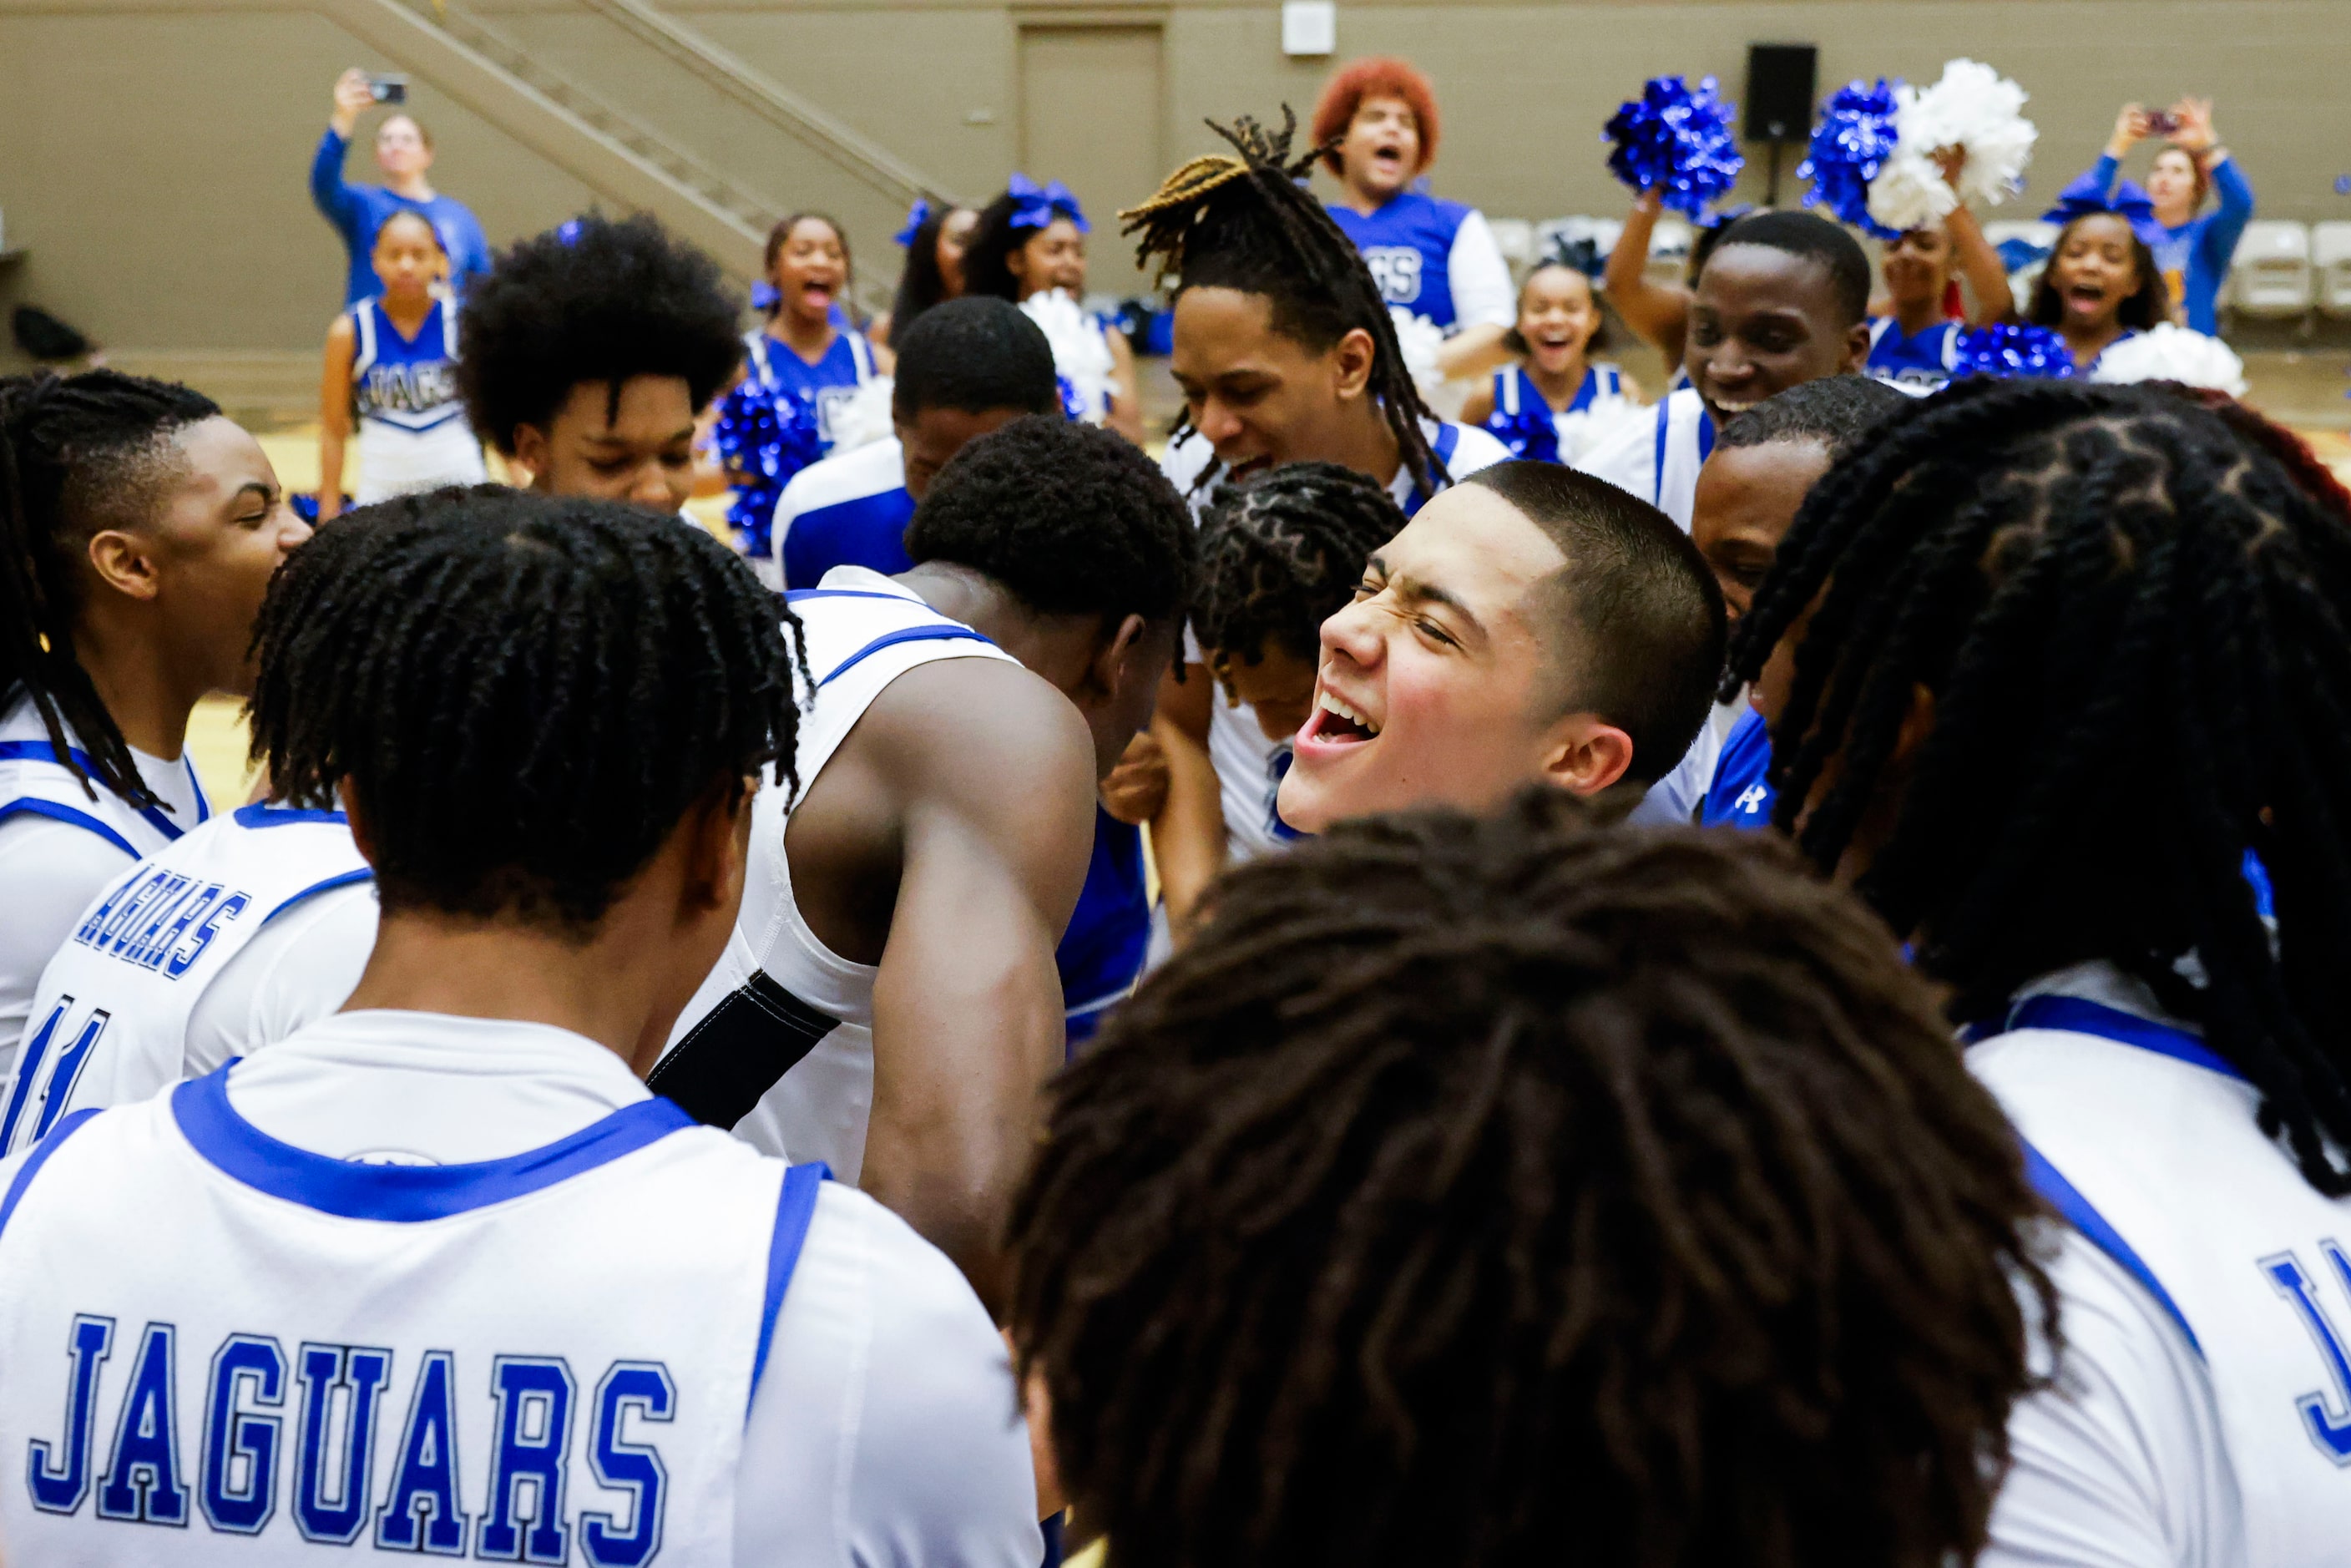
[743,326,878,453]
[1483,362,1633,466]
[1327,190,1515,339]
[1863,316,1961,397]
[346,295,488,503]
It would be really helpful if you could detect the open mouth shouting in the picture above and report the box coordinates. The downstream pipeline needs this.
[1297,684,1383,751]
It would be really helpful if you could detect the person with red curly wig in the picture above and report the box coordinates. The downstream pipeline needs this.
[1312,57,1514,383]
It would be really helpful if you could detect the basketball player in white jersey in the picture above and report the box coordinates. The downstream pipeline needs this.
[1577,211,1873,529]
[0,490,1039,1563]
[1112,112,1509,923]
[0,371,311,1070]
[657,413,1194,1308]
[1721,379,2351,1566]
[457,212,745,514]
[1274,462,1723,834]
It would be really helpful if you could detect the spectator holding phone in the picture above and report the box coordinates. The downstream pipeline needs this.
[2055,98,2252,335]
[310,68,493,307]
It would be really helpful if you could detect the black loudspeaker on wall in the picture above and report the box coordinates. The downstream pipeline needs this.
[1745,43,1818,204]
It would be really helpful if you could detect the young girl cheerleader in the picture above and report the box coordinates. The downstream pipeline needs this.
[1459,261,1637,466]
[963,179,1144,443]
[0,371,311,1060]
[1863,155,2016,394]
[873,198,978,350]
[315,210,488,518]
[741,212,878,453]
[2025,209,2170,372]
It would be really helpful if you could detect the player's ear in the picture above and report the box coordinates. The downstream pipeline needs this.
[1537,713,1636,797]
[85,529,163,603]
[1840,319,1873,372]
[1332,326,1378,402]
[1087,612,1149,703]
[508,422,551,485]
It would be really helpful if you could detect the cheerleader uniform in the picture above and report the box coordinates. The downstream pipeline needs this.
[1864,316,1962,396]
[1019,290,1121,427]
[1482,362,1631,465]
[346,295,487,503]
[743,326,878,453]
[1326,190,1515,341]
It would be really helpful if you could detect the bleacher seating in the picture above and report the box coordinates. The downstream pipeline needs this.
[2227,220,2313,319]
[2311,222,2351,319]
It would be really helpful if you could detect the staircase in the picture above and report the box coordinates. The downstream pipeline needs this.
[316,0,960,312]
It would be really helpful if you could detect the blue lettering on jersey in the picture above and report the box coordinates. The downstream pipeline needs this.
[31,1005,109,1145]
[66,868,247,978]
[1362,245,1424,306]
[28,1313,114,1513]
[377,1347,468,1552]
[1,999,70,1151]
[581,1363,674,1568]
[2263,1243,2351,1463]
[294,1343,392,1543]
[166,891,248,979]
[480,1356,575,1563]
[26,1329,677,1552]
[96,1321,188,1525]
[360,359,461,420]
[200,1334,286,1535]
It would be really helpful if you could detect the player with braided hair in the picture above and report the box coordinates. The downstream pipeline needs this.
[1722,377,2351,1565]
[1123,109,1507,891]
[0,370,311,1067]
[1149,463,1408,923]
[0,488,1044,1564]
[1012,788,2052,1568]
[658,413,1194,1308]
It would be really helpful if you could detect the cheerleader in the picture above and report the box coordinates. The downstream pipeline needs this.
[1311,56,1514,383]
[2062,99,2252,336]
[872,198,978,351]
[2025,205,2170,373]
[1459,261,1638,466]
[741,212,878,452]
[963,178,1144,443]
[315,210,488,519]
[0,372,311,1060]
[1863,154,2015,395]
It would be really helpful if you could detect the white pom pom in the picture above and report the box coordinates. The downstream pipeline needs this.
[2087,323,2248,397]
[1019,289,1119,422]
[1388,306,1447,400]
[826,376,895,455]
[1868,59,2035,233]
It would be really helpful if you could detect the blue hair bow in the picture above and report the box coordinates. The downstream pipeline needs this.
[1006,173,1090,234]
[2042,179,2167,249]
[893,197,933,247]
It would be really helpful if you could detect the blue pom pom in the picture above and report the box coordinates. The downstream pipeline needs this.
[1799,79,1904,240]
[749,281,781,312]
[1604,75,1744,219]
[712,379,826,559]
[1482,400,1560,465]
[1951,323,2077,382]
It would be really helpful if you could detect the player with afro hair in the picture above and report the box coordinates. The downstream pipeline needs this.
[457,211,743,512]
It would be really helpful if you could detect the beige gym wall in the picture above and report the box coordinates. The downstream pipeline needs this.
[2,0,2343,370]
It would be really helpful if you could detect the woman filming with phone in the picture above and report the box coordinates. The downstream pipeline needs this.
[2055,97,2252,335]
[309,67,493,308]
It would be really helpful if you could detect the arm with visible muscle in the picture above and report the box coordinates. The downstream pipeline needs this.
[1145,660,1224,942]
[859,658,1096,1313]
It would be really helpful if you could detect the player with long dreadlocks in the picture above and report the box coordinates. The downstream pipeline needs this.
[0,371,311,1068]
[1722,377,2351,1566]
[1120,109,1509,904]
[1012,788,2052,1568]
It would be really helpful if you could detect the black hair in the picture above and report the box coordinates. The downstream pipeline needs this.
[1717,374,1909,466]
[1011,787,2054,1568]
[1726,378,2351,1194]
[2027,213,2168,334]
[762,210,857,325]
[1123,110,1443,498]
[0,370,222,806]
[1706,210,1873,326]
[905,414,1196,626]
[890,203,973,336]
[959,189,1057,304]
[1194,461,1405,665]
[890,297,1059,422]
[1464,461,1726,787]
[372,209,446,254]
[457,212,745,457]
[248,485,803,935]
[1499,260,1609,357]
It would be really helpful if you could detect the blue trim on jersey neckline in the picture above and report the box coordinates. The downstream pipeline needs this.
[0,798,139,857]
[750,1161,831,1406]
[2000,994,2242,1081]
[263,867,375,925]
[2019,1139,2205,1359]
[234,802,349,829]
[1650,398,1717,508]
[0,1107,101,1247]
[171,1070,697,1222]
[0,738,205,840]
[783,587,919,604]
[818,624,997,688]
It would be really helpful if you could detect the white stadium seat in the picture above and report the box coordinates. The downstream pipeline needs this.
[2227,220,2313,320]
[2311,222,2351,318]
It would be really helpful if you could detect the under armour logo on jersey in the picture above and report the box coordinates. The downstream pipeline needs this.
[1734,784,1769,817]
[1361,246,1424,306]
[24,1322,675,1560]
[2262,1244,2351,1463]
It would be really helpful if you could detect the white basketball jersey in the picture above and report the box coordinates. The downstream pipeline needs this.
[654,568,1019,1176]
[1,805,372,1156]
[1970,965,2351,1564]
[0,694,210,866]
[1574,385,1713,531]
[0,1066,824,1563]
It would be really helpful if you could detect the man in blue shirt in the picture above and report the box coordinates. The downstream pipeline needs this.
[310,68,493,307]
